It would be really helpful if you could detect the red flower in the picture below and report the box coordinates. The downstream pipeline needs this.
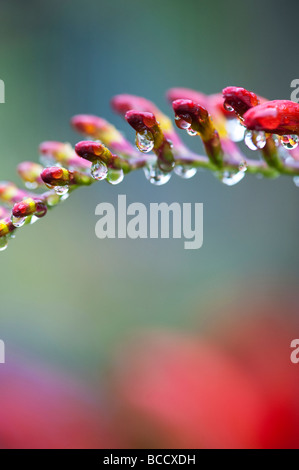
[222,86,260,117]
[244,100,299,135]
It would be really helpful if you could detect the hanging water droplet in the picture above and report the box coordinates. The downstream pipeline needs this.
[60,192,70,201]
[144,163,171,185]
[90,160,108,180]
[135,130,154,153]
[174,165,197,179]
[244,130,266,150]
[0,236,8,252]
[11,215,27,227]
[280,134,299,150]
[226,118,245,142]
[255,131,267,149]
[175,115,192,130]
[186,128,197,136]
[218,170,246,186]
[223,101,234,112]
[244,130,257,150]
[217,161,247,186]
[106,168,124,185]
[54,186,69,196]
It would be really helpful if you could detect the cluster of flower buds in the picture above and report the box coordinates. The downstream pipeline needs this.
[2,85,299,251]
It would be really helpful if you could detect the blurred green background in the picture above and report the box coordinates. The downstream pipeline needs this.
[0,0,299,377]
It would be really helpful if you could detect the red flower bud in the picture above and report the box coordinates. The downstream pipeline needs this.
[125,111,157,133]
[125,111,175,172]
[0,218,15,238]
[41,167,72,186]
[243,100,299,135]
[75,141,112,163]
[222,87,260,117]
[12,198,47,218]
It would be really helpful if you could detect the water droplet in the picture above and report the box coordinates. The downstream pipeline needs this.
[280,134,299,150]
[54,186,69,196]
[144,163,171,185]
[244,130,257,150]
[223,101,234,112]
[244,130,266,150]
[226,118,245,142]
[60,192,70,201]
[90,160,108,180]
[175,115,192,130]
[0,237,8,252]
[25,181,39,190]
[255,131,267,149]
[186,128,197,136]
[218,170,246,186]
[11,215,27,227]
[174,165,197,179]
[135,130,154,153]
[106,168,124,185]
[218,161,247,186]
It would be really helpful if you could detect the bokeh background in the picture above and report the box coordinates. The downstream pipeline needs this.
[1,0,299,448]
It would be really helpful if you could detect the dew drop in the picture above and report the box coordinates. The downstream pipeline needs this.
[244,130,266,150]
[0,236,8,252]
[226,118,245,142]
[186,128,197,136]
[54,186,69,196]
[244,130,257,150]
[280,134,299,150]
[218,161,247,186]
[135,130,154,153]
[11,215,27,227]
[223,101,234,112]
[144,164,171,185]
[60,192,70,202]
[90,160,108,181]
[218,170,246,186]
[175,115,192,130]
[174,165,197,179]
[255,131,267,149]
[106,168,124,185]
